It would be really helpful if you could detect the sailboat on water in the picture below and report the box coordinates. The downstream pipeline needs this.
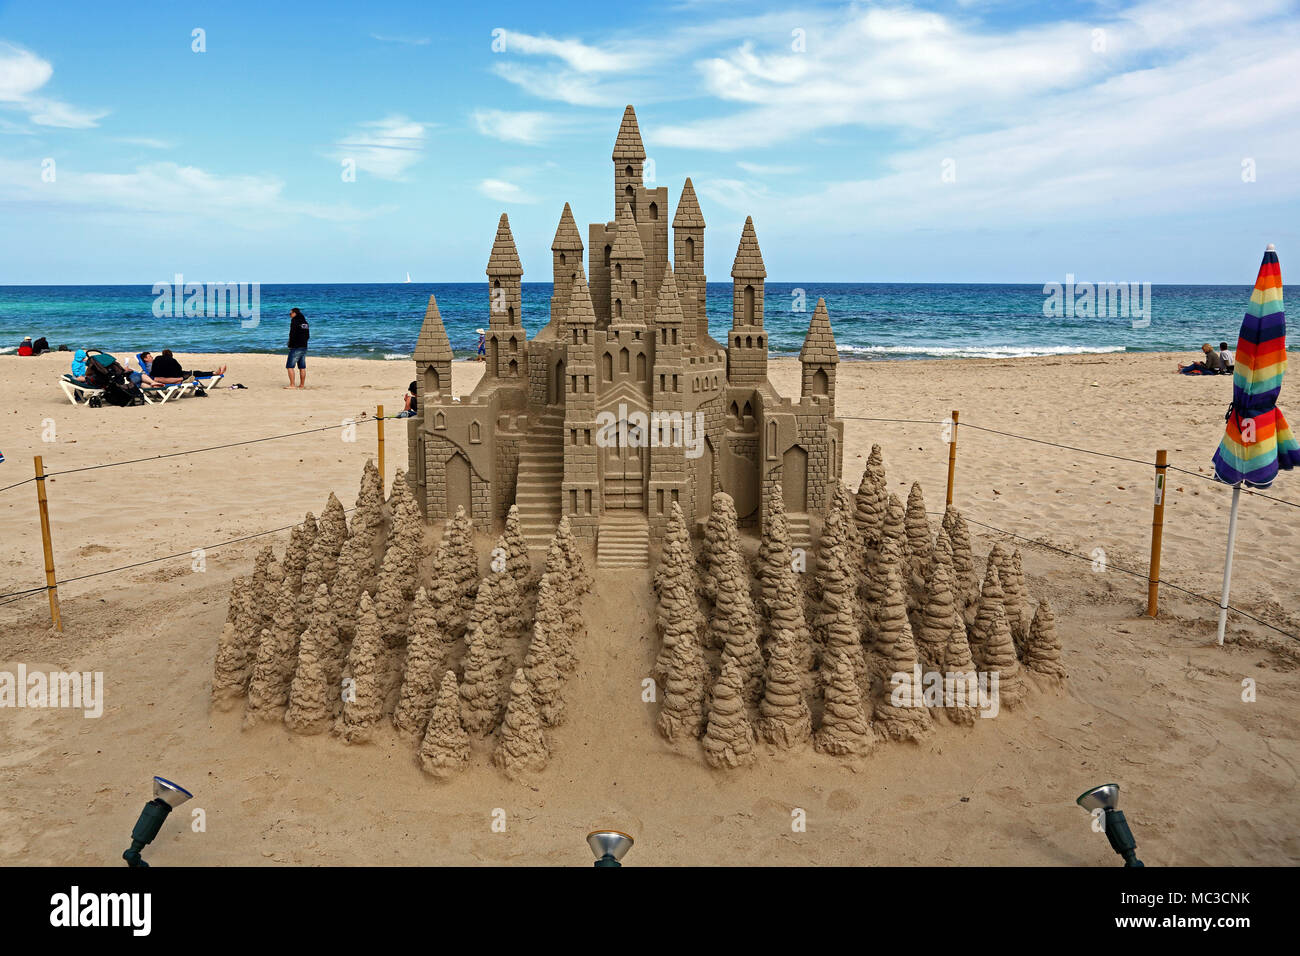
[404,272,412,283]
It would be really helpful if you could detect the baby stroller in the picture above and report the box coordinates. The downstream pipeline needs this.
[84,350,144,407]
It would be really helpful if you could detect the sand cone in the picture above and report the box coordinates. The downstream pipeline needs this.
[285,584,340,734]
[757,485,814,681]
[249,545,283,636]
[969,561,1005,669]
[318,492,349,549]
[871,564,933,742]
[714,548,764,707]
[431,506,480,641]
[980,599,1026,710]
[502,505,532,589]
[904,482,932,601]
[524,617,564,727]
[281,513,318,598]
[555,515,588,595]
[373,543,412,649]
[854,445,888,561]
[353,458,385,538]
[915,556,956,672]
[534,571,575,674]
[1022,600,1066,683]
[863,534,904,642]
[392,588,450,736]
[459,583,505,736]
[943,609,979,726]
[998,547,1030,654]
[815,648,875,755]
[758,624,813,748]
[493,668,549,779]
[243,577,300,726]
[942,506,977,618]
[329,535,367,643]
[333,592,387,743]
[211,575,257,708]
[654,502,701,682]
[702,656,757,769]
[419,671,471,779]
[657,622,709,742]
[700,492,739,606]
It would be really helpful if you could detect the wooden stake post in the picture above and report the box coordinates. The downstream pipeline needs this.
[34,456,63,632]
[945,410,960,507]
[377,405,386,494]
[1146,449,1168,617]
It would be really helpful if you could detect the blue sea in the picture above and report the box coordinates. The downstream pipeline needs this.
[0,283,1280,362]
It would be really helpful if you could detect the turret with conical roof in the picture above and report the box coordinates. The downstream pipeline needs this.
[612,105,646,218]
[414,294,452,401]
[609,203,646,327]
[550,203,584,332]
[728,216,768,386]
[800,297,838,406]
[485,213,525,380]
[672,178,706,347]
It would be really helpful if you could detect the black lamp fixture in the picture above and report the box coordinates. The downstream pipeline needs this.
[1076,783,1143,867]
[122,777,193,867]
[586,830,634,867]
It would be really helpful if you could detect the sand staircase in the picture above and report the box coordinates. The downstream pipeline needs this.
[596,514,650,569]
[516,411,565,550]
[787,512,813,555]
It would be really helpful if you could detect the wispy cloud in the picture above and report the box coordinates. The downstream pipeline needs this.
[737,161,802,175]
[0,41,107,129]
[0,158,388,224]
[370,33,431,46]
[478,178,535,203]
[330,114,429,180]
[115,136,175,150]
[472,108,568,144]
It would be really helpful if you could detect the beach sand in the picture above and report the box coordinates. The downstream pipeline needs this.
[1,350,1297,865]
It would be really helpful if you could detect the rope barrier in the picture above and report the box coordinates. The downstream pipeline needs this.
[937,510,1300,644]
[0,507,357,608]
[0,477,36,495]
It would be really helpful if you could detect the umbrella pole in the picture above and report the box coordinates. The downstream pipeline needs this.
[1216,483,1243,646]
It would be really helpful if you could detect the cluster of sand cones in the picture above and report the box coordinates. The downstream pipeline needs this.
[653,443,1067,768]
[210,460,589,781]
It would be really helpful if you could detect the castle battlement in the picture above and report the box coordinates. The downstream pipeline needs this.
[410,106,843,558]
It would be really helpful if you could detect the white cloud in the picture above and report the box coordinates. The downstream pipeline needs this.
[330,115,428,180]
[0,42,106,129]
[737,161,801,175]
[115,136,175,149]
[370,33,431,46]
[478,178,535,203]
[472,108,566,144]
[490,29,648,73]
[0,157,388,225]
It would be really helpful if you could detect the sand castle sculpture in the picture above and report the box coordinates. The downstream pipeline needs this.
[651,447,1069,768]
[211,460,589,782]
[406,105,844,568]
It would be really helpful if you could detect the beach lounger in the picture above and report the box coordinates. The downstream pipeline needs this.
[138,381,189,404]
[58,374,104,405]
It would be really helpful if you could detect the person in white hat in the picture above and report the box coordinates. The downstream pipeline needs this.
[475,328,486,362]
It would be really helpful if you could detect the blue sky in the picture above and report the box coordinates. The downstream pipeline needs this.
[1,0,1298,284]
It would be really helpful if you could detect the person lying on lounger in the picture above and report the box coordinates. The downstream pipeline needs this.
[149,349,227,385]
[128,351,158,388]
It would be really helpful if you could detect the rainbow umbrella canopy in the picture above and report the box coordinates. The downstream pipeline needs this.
[1212,245,1300,488]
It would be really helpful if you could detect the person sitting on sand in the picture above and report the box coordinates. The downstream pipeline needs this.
[17,336,33,356]
[1219,341,1235,373]
[1178,343,1224,375]
[396,381,419,418]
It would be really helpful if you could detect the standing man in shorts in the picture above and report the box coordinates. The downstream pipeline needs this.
[286,307,309,388]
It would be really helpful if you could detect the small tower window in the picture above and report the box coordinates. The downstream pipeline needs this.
[813,367,829,396]
[604,245,611,266]
[619,347,630,373]
[603,352,613,380]
[559,252,566,265]
[631,279,638,299]
[615,263,622,280]
[625,164,633,178]
[744,284,755,323]
[649,201,658,220]
[469,421,482,443]
[685,237,695,262]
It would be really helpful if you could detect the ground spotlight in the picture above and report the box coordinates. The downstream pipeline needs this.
[587,830,634,867]
[122,777,193,867]
[1077,783,1143,867]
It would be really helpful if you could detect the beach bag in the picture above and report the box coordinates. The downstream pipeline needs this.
[101,379,143,407]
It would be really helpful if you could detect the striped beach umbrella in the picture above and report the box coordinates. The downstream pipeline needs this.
[1212,244,1300,487]
[1212,244,1297,644]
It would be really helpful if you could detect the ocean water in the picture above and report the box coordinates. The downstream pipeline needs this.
[0,282,1281,362]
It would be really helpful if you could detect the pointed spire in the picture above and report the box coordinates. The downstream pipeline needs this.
[799,297,838,364]
[655,262,684,326]
[673,177,705,229]
[414,294,453,362]
[567,269,598,326]
[730,216,766,279]
[610,203,645,261]
[485,213,523,276]
[551,202,583,251]
[612,105,646,161]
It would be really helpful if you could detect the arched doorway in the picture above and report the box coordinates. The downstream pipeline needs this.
[782,445,808,512]
[447,452,472,517]
[553,358,565,405]
[603,416,645,511]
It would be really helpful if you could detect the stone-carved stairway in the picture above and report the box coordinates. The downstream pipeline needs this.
[516,411,565,550]
[787,511,813,555]
[596,514,650,569]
